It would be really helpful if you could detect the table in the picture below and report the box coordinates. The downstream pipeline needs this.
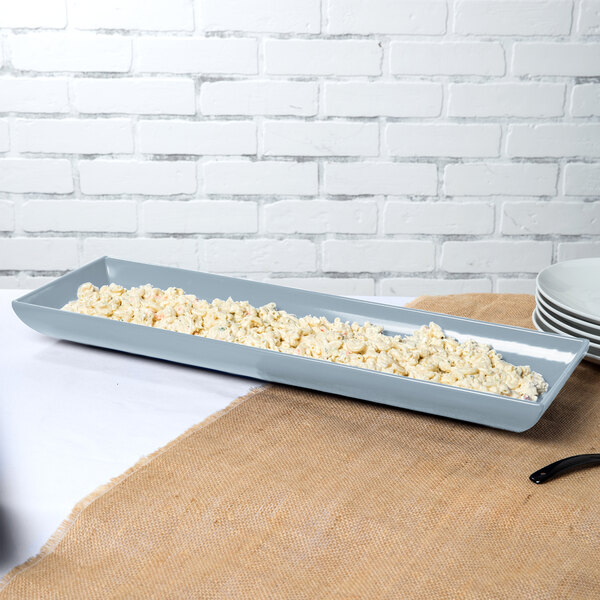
[0,289,413,577]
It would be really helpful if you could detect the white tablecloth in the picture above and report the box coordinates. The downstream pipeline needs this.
[0,289,413,577]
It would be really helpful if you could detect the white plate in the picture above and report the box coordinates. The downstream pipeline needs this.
[536,289,600,336]
[532,310,600,365]
[537,258,600,325]
[536,294,600,344]
[534,308,600,351]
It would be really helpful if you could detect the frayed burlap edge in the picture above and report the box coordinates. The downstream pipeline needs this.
[0,384,269,591]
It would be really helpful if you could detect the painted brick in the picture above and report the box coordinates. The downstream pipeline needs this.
[386,124,500,157]
[512,43,600,76]
[384,202,494,234]
[0,0,66,28]
[265,40,381,76]
[327,0,447,34]
[0,201,15,231]
[0,276,19,289]
[441,241,552,273]
[454,1,572,35]
[507,124,600,158]
[390,42,505,76]
[203,239,316,273]
[201,81,317,116]
[562,163,600,196]
[261,277,376,296]
[264,121,379,157]
[137,120,256,155]
[79,160,197,195]
[325,162,437,196]
[557,242,600,261]
[0,238,78,270]
[142,200,257,233]
[381,278,492,296]
[82,238,198,269]
[577,1,600,34]
[0,78,70,113]
[19,275,60,288]
[22,200,137,232]
[200,0,320,33]
[10,33,131,72]
[13,119,133,154]
[0,159,73,193]
[68,0,194,31]
[448,83,565,117]
[73,78,195,115]
[264,200,377,234]
[495,279,537,294]
[135,37,257,74]
[324,82,442,118]
[444,163,557,196]
[571,84,600,116]
[0,121,8,152]
[204,161,318,196]
[502,201,600,234]
[323,240,435,273]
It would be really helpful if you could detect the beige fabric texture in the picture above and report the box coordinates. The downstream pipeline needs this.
[1,293,599,599]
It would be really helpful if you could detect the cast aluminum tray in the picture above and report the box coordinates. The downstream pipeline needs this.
[13,257,589,432]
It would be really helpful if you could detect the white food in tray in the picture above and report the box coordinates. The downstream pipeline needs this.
[63,283,548,401]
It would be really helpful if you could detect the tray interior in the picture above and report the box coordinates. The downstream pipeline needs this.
[17,256,588,408]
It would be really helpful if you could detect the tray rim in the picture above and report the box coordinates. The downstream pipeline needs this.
[12,256,590,416]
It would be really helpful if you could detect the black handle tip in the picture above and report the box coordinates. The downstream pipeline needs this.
[529,454,600,485]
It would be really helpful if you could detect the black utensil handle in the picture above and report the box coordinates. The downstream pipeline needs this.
[530,454,600,484]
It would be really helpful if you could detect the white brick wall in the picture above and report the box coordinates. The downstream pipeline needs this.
[22,200,137,232]
[0,0,66,28]
[200,0,320,34]
[201,81,317,116]
[327,0,447,35]
[73,79,195,115]
[0,78,70,113]
[323,240,435,273]
[142,200,257,234]
[10,33,132,72]
[79,161,197,195]
[563,163,600,195]
[385,124,500,157]
[13,119,134,154]
[441,241,553,273]
[264,200,377,233]
[571,84,600,116]
[264,122,378,157]
[68,0,194,31]
[324,83,442,117]
[0,0,598,296]
[448,83,565,117]
[265,40,381,75]
[454,1,572,35]
[390,42,505,75]
[137,121,256,155]
[324,163,437,195]
[203,239,317,272]
[135,38,257,75]
[203,161,317,195]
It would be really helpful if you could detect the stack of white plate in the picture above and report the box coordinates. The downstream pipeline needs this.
[533,258,600,365]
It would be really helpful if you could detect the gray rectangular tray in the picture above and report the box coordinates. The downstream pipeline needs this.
[12,256,589,432]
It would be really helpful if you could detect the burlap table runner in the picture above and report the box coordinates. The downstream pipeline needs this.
[2,294,599,599]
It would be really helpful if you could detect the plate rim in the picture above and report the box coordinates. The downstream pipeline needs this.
[532,309,600,365]
[536,293,600,343]
[536,258,600,325]
[533,308,600,351]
